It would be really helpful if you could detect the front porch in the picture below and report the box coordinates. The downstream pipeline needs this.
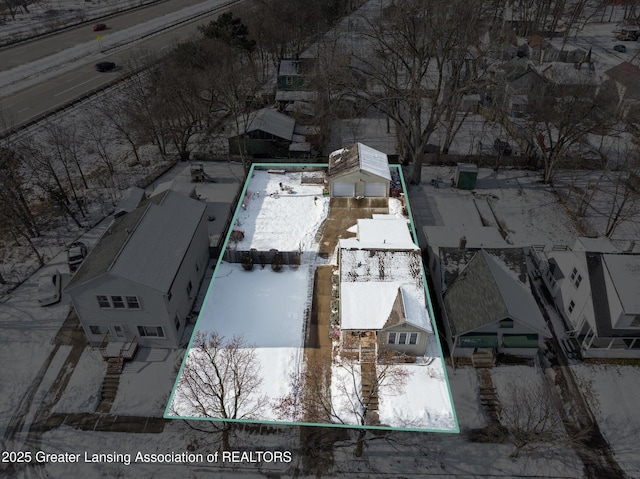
[99,335,138,361]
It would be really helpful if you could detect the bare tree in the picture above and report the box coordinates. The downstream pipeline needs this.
[343,0,499,183]
[496,382,573,459]
[275,350,408,428]
[170,331,266,450]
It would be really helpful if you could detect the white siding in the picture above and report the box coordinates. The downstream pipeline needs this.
[364,182,386,197]
[333,182,355,197]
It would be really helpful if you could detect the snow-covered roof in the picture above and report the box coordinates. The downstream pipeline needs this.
[340,217,417,250]
[341,282,402,330]
[603,254,640,314]
[339,220,431,332]
[327,142,391,181]
[68,190,206,292]
[573,236,619,253]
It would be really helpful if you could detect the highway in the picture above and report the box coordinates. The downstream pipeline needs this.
[0,0,244,132]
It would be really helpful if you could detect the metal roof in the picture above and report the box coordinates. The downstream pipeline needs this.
[328,142,391,180]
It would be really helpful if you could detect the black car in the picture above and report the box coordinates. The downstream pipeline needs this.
[95,61,116,72]
[614,44,627,53]
[494,138,512,156]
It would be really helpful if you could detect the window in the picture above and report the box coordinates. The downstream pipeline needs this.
[388,332,419,345]
[111,296,125,308]
[187,281,193,297]
[175,315,181,331]
[500,319,514,328]
[570,267,578,281]
[89,325,102,335]
[97,295,110,308]
[574,274,582,289]
[137,326,165,338]
[286,76,293,85]
[125,296,140,309]
[568,300,575,314]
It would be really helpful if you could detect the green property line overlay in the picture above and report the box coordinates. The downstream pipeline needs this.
[165,162,459,434]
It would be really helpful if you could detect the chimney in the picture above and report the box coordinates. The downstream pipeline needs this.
[459,236,467,250]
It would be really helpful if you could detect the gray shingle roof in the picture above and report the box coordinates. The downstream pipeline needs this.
[231,108,295,141]
[443,249,549,337]
[67,190,206,293]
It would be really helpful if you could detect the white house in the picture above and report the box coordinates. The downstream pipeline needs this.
[338,216,433,357]
[534,238,640,358]
[66,190,210,350]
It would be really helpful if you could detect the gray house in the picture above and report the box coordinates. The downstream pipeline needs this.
[66,190,210,350]
[339,217,432,357]
[328,143,391,197]
[441,249,550,364]
[228,108,297,158]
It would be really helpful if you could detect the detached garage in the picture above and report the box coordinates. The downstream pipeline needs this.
[328,143,391,198]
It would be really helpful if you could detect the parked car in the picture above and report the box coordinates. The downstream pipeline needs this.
[38,271,61,306]
[494,138,512,156]
[614,44,627,53]
[95,61,116,72]
[67,242,87,273]
[92,24,107,31]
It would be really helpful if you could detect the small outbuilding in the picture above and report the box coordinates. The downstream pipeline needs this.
[327,143,391,197]
[454,163,478,190]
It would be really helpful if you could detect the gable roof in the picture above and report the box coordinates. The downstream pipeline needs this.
[230,108,295,141]
[337,216,431,332]
[67,190,206,293]
[328,143,391,181]
[443,250,550,337]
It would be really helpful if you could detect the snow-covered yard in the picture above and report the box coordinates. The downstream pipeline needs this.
[572,364,640,477]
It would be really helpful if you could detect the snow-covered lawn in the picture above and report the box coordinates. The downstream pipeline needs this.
[378,360,455,430]
[170,169,329,421]
[420,166,581,245]
[572,364,640,477]
[232,169,329,252]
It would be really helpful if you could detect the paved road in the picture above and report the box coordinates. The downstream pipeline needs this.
[0,0,244,130]
[0,0,212,71]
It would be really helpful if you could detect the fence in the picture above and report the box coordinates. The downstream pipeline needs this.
[222,249,301,266]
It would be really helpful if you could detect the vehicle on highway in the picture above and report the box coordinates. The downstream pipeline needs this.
[67,241,88,273]
[92,24,107,31]
[38,271,62,306]
[494,138,512,156]
[614,44,627,53]
[95,61,116,72]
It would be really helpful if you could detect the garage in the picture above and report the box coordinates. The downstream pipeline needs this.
[333,182,356,197]
[327,143,391,198]
[364,182,387,197]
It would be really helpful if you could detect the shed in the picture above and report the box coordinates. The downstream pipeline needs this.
[454,163,478,190]
[327,143,391,197]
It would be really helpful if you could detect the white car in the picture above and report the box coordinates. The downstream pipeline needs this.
[38,271,62,306]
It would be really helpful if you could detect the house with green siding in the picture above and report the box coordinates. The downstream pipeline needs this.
[440,248,550,365]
